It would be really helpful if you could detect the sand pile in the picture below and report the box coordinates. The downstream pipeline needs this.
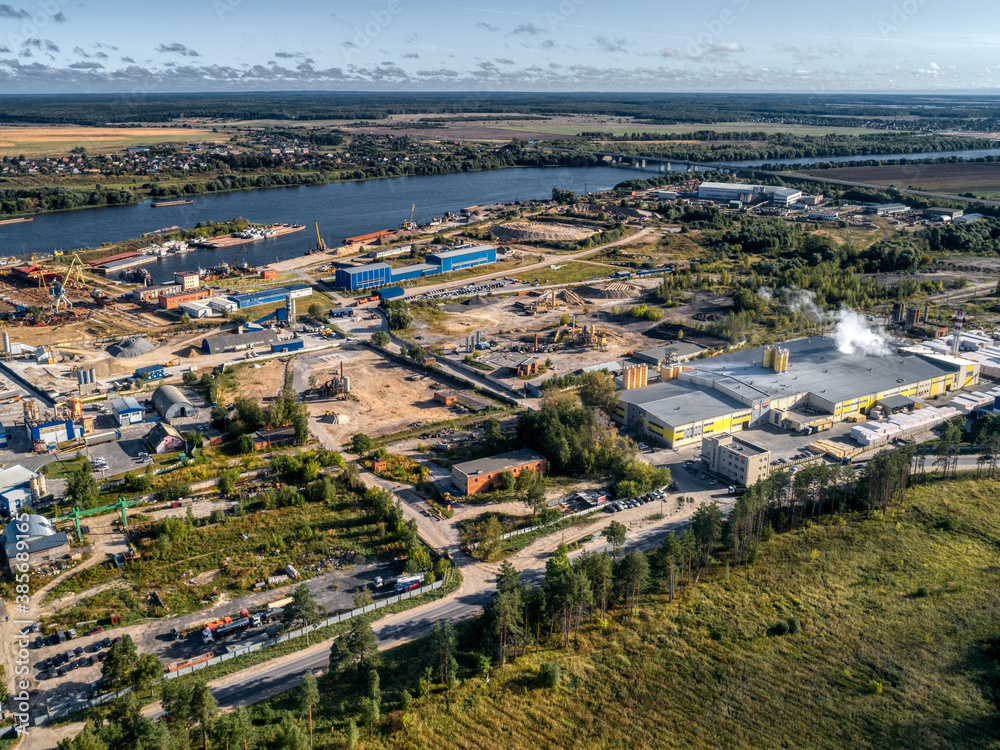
[107,337,157,358]
[492,221,598,242]
[598,281,644,299]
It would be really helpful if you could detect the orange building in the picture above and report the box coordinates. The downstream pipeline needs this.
[159,288,211,309]
[450,449,547,496]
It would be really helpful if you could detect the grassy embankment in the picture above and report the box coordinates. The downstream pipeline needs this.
[256,476,1000,749]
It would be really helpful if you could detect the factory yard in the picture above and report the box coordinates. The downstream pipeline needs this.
[303,347,482,447]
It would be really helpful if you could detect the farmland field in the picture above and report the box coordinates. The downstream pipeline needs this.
[798,161,1000,199]
[0,126,223,157]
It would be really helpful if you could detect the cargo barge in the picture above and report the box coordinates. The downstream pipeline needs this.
[343,229,396,246]
[190,223,305,249]
[151,200,194,207]
[0,217,34,226]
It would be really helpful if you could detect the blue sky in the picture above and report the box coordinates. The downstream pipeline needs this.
[1,0,998,93]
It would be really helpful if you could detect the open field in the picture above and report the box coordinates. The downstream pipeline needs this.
[260,476,1000,749]
[511,260,619,285]
[336,114,885,141]
[0,126,223,158]
[798,161,1000,198]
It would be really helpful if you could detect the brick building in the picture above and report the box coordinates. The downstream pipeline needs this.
[450,449,547,496]
[159,288,211,309]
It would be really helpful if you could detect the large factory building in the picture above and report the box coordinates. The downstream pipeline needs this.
[615,336,978,448]
[334,245,496,291]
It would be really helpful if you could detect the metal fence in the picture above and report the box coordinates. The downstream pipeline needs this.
[165,579,443,678]
[34,579,445,725]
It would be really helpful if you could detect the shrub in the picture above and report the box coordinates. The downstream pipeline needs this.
[787,617,801,634]
[538,661,561,690]
[867,679,883,695]
[770,620,790,636]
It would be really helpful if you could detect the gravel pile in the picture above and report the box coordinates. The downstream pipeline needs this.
[107,337,157,358]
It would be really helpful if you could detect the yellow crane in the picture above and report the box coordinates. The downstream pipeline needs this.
[314,221,326,252]
[50,252,87,311]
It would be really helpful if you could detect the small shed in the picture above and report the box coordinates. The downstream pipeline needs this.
[110,396,144,427]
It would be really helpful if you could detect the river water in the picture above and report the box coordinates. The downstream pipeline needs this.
[0,166,619,284]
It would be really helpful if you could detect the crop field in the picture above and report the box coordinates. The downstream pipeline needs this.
[0,126,222,158]
[798,161,1000,198]
[265,476,1000,749]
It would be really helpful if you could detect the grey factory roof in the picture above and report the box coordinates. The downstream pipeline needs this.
[633,341,706,364]
[619,380,749,427]
[202,329,279,354]
[452,449,546,478]
[682,336,956,406]
[151,385,193,414]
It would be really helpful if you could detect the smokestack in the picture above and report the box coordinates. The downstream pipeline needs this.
[923,304,930,324]
[952,311,965,356]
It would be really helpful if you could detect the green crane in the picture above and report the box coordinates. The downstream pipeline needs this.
[61,496,144,542]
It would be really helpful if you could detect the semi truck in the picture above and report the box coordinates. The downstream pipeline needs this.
[394,573,424,593]
[201,608,263,643]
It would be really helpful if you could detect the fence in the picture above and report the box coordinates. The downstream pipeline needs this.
[467,503,607,550]
[164,579,444,679]
[33,579,445,725]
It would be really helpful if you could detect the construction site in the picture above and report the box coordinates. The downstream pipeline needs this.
[299,347,495,445]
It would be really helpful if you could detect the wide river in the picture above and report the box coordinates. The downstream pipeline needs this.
[0,166,619,284]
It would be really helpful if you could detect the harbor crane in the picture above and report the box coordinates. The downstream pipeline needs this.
[314,221,326,252]
[50,252,87,312]
[232,245,248,271]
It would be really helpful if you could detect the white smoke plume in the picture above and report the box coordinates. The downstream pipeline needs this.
[832,307,893,356]
[756,286,893,356]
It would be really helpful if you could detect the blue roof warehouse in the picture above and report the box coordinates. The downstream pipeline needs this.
[226,284,312,310]
[334,245,496,291]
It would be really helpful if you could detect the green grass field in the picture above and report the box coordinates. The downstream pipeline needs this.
[511,261,616,285]
[253,476,1000,749]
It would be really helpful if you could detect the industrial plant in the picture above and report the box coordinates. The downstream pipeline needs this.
[615,334,979,449]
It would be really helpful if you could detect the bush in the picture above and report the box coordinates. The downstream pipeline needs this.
[538,661,561,690]
[182,371,198,384]
[770,620,790,636]
[867,679,883,695]
[787,616,801,634]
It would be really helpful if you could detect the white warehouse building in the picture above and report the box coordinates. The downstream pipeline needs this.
[698,181,802,207]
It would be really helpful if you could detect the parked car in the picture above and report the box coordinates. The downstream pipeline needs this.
[87,627,104,636]
[67,628,77,639]
[74,646,83,657]
[96,652,106,663]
